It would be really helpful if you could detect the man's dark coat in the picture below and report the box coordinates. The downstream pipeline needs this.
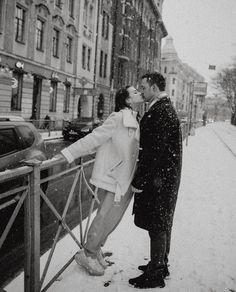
[132,96,182,232]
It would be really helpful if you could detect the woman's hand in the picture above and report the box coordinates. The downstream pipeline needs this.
[131,185,143,193]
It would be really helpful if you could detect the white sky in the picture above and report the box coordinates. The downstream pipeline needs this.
[162,0,236,96]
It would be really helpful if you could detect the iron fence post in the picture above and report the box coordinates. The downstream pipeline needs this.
[24,159,42,292]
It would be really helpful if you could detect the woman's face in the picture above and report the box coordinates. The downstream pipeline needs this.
[126,86,143,105]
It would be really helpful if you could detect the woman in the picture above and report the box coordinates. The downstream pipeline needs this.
[60,86,143,276]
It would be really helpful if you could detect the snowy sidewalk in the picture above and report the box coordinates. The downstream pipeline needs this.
[6,123,236,292]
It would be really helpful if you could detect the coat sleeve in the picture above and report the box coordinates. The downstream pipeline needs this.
[131,110,168,190]
[61,112,118,163]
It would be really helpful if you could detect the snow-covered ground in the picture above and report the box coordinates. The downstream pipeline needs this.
[6,122,236,292]
[41,130,63,141]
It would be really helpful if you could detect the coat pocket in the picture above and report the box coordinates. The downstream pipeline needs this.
[108,160,124,178]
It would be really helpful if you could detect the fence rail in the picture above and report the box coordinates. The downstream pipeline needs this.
[0,156,97,292]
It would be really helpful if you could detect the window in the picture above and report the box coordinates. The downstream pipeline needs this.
[164,66,167,73]
[15,5,26,43]
[0,128,19,157]
[63,84,70,113]
[36,18,44,51]
[121,35,125,52]
[82,45,86,69]
[104,53,107,78]
[11,71,23,111]
[49,81,57,112]
[99,50,103,77]
[172,89,175,96]
[87,48,91,71]
[66,36,73,63]
[18,125,35,148]
[97,94,104,119]
[55,0,62,9]
[82,45,91,71]
[52,28,60,57]
[83,0,88,27]
[88,5,93,31]
[173,78,176,85]
[68,0,74,17]
[0,0,5,33]
[121,1,126,14]
[118,61,124,87]
[102,11,109,39]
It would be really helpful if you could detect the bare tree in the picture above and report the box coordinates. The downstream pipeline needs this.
[212,61,236,125]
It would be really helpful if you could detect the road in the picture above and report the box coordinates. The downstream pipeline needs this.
[0,139,102,287]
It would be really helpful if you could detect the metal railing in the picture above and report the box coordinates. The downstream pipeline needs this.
[0,156,99,292]
[25,119,67,138]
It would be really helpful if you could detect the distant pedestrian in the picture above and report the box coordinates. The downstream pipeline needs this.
[202,111,207,126]
[43,114,51,129]
[129,72,182,289]
[58,86,143,276]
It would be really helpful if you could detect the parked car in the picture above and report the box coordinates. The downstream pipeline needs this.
[0,114,25,121]
[62,117,102,141]
[0,120,49,252]
[0,120,48,172]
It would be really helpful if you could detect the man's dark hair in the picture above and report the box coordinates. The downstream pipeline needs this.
[142,72,166,91]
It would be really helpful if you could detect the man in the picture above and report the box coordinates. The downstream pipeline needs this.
[129,72,182,289]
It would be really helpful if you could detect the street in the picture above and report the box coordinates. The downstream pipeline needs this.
[0,139,101,287]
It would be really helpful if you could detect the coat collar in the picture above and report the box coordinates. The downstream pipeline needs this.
[148,92,168,110]
[121,109,139,128]
[147,94,170,113]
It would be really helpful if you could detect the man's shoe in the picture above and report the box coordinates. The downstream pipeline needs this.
[129,271,165,289]
[138,264,148,272]
[97,249,109,269]
[138,263,170,277]
[74,249,105,276]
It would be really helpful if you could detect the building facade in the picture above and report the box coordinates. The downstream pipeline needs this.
[0,0,166,124]
[0,0,82,126]
[161,36,207,122]
[111,0,167,90]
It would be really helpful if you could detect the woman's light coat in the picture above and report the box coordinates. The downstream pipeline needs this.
[61,109,140,202]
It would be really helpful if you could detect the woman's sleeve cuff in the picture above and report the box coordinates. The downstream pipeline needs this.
[61,148,74,164]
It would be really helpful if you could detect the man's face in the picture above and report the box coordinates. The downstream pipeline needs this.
[140,78,155,102]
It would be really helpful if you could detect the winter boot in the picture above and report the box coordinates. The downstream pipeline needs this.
[129,267,165,289]
[138,263,170,277]
[74,249,105,276]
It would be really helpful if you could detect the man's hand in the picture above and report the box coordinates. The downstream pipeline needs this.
[131,185,143,193]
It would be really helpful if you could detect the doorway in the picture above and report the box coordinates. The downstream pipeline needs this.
[32,76,42,121]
